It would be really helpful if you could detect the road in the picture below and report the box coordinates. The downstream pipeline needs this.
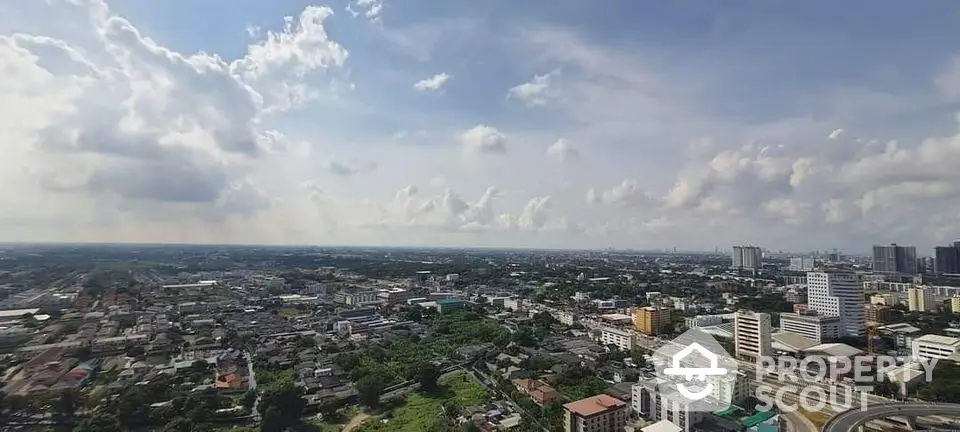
[821,402,960,432]
[782,410,817,432]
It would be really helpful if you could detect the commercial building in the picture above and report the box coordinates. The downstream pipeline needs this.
[807,271,865,337]
[912,334,960,361]
[864,304,893,324]
[935,241,960,274]
[870,293,899,307]
[778,312,841,344]
[952,298,960,314]
[789,257,816,272]
[734,311,771,359]
[872,243,918,274]
[632,374,749,432]
[684,315,724,329]
[562,394,628,432]
[334,290,381,306]
[732,246,763,270]
[436,299,466,314]
[599,327,634,351]
[635,307,671,336]
[908,286,937,312]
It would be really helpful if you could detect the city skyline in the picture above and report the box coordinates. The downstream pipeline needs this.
[6,1,960,250]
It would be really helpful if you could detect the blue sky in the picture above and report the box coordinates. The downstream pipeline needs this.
[3,0,960,252]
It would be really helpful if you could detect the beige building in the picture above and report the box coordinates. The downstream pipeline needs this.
[734,311,771,359]
[907,286,936,312]
[563,394,628,432]
[635,306,671,336]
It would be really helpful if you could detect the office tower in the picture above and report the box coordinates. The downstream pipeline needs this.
[907,286,936,312]
[734,311,772,359]
[806,271,865,337]
[935,241,960,274]
[778,312,841,343]
[872,243,918,274]
[635,306,671,336]
[732,246,763,270]
[562,394,628,432]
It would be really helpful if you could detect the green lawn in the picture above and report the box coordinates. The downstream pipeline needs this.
[355,372,490,432]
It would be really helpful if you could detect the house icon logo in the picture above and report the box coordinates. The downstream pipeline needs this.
[651,328,737,413]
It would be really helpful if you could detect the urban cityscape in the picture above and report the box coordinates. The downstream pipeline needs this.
[0,242,959,431]
[8,0,960,431]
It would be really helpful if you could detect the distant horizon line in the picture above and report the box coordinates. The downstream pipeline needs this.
[0,240,871,256]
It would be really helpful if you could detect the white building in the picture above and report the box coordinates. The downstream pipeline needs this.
[503,298,523,311]
[684,315,724,329]
[732,246,763,270]
[553,311,577,326]
[734,311,771,359]
[912,334,960,361]
[908,286,937,312]
[778,313,841,344]
[789,257,816,272]
[632,375,748,432]
[600,326,634,351]
[807,271,865,337]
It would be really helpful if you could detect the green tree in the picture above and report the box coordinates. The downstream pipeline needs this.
[73,412,122,432]
[258,381,305,430]
[416,362,442,393]
[356,375,386,408]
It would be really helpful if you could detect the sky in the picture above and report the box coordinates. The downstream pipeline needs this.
[4,0,960,253]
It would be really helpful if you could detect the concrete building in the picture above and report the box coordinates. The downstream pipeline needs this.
[562,394,628,432]
[684,315,723,329]
[436,299,466,314]
[632,375,744,432]
[734,311,771,359]
[908,286,937,312]
[872,243,918,274]
[807,271,865,338]
[912,334,960,361]
[952,298,960,314]
[789,257,816,272]
[864,304,893,324]
[778,312,841,344]
[635,307,671,336]
[870,293,899,307]
[334,290,380,306]
[732,246,763,270]
[935,241,960,274]
[599,327,634,351]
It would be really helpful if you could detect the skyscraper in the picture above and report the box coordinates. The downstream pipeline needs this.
[731,246,763,270]
[806,271,865,337]
[872,243,918,274]
[935,241,960,274]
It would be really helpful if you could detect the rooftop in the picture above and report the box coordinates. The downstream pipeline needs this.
[915,334,960,346]
[563,394,626,417]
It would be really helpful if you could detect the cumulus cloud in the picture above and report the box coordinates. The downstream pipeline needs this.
[546,138,580,162]
[507,70,559,106]
[413,72,450,91]
[459,124,507,154]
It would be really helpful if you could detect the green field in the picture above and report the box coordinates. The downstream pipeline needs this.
[354,372,490,432]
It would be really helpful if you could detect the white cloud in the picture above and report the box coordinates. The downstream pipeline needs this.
[413,72,450,91]
[828,128,845,140]
[507,70,559,106]
[459,124,507,154]
[346,0,384,22]
[546,138,580,162]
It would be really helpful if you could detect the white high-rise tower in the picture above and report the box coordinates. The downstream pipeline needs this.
[806,271,864,337]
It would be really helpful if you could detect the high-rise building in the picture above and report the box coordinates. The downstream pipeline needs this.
[807,271,865,337]
[635,306,671,336]
[734,311,771,359]
[907,286,936,312]
[864,304,892,324]
[732,246,763,270]
[935,241,960,275]
[872,243,918,274]
[562,394,628,432]
[778,312,841,343]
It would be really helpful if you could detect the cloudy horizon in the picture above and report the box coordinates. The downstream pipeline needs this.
[4,0,960,253]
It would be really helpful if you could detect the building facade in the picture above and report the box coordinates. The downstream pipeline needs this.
[907,286,937,312]
[935,241,960,274]
[872,243,918,274]
[599,327,634,351]
[807,271,865,338]
[635,307,671,336]
[563,394,628,432]
[912,334,960,361]
[732,246,763,270]
[778,312,841,344]
[734,311,772,359]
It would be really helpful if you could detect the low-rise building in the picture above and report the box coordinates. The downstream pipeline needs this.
[599,327,634,351]
[778,312,841,344]
[912,334,960,361]
[562,394,628,432]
